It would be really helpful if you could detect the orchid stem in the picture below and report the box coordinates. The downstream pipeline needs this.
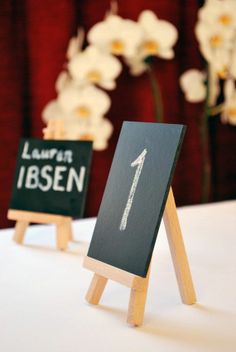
[208,103,224,116]
[147,65,163,122]
[200,112,211,203]
[199,66,211,203]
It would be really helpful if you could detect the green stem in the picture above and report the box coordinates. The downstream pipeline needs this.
[199,113,211,203]
[199,67,212,203]
[208,103,224,116]
[147,65,164,122]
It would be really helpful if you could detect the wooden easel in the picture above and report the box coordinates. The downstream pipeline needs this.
[8,119,73,250]
[83,188,196,326]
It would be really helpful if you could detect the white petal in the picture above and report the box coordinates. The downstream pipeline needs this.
[88,15,143,58]
[88,16,119,48]
[180,69,206,102]
[198,0,236,29]
[138,10,159,28]
[180,69,206,87]
[100,80,116,90]
[93,138,108,150]
[185,88,206,103]
[213,49,231,75]
[58,85,111,116]
[92,118,113,150]
[229,46,236,78]
[67,117,113,150]
[55,71,70,93]
[157,21,178,47]
[195,21,234,65]
[158,48,174,59]
[224,78,235,102]
[125,56,147,76]
[67,28,84,60]
[68,45,122,89]
[42,100,66,123]
[67,37,79,60]
[137,10,178,60]
[139,10,178,47]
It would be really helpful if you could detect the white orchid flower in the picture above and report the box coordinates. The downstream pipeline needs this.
[199,0,236,29]
[58,84,111,121]
[42,100,67,123]
[68,46,122,90]
[87,14,143,58]
[180,69,207,103]
[42,99,114,150]
[124,10,178,75]
[222,78,236,125]
[42,106,113,150]
[138,10,178,59]
[210,47,232,78]
[43,85,111,124]
[195,22,234,76]
[82,118,113,150]
[65,117,114,150]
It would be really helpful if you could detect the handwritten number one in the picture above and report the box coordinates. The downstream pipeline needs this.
[119,148,147,231]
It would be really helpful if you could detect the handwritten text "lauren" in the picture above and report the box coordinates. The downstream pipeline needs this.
[22,142,73,163]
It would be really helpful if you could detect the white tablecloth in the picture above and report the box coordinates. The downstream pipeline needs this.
[0,201,236,352]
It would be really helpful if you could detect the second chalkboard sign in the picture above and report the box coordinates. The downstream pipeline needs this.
[9,138,92,218]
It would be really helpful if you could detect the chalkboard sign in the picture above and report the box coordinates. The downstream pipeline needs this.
[9,138,92,217]
[87,122,186,277]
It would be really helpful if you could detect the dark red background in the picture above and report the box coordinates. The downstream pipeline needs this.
[0,0,235,228]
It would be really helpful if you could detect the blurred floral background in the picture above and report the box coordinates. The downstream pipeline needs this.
[0,0,235,228]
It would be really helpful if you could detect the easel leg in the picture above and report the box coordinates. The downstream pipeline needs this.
[69,227,73,241]
[127,268,150,326]
[67,219,73,241]
[56,221,71,250]
[86,274,108,305]
[13,220,29,244]
[163,188,196,305]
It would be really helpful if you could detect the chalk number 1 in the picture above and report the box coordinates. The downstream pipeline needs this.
[119,148,147,231]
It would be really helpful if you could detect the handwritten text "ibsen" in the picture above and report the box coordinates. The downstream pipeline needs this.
[16,142,86,193]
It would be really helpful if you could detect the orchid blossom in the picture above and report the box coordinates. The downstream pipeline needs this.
[180,69,207,103]
[125,10,178,76]
[179,0,236,203]
[88,14,143,58]
[68,45,122,90]
[42,7,178,150]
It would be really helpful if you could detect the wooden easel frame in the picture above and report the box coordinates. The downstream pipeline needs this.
[7,119,72,250]
[7,209,72,250]
[83,188,196,326]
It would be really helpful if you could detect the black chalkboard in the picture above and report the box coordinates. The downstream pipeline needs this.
[87,122,186,277]
[9,138,92,217]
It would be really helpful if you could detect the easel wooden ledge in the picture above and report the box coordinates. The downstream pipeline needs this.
[83,187,196,326]
[7,119,72,250]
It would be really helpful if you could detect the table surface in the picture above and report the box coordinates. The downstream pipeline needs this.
[0,201,236,352]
